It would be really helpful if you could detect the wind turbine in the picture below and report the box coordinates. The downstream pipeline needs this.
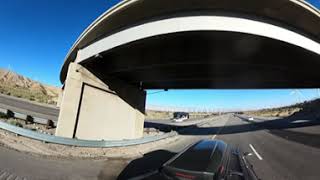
[7,64,12,71]
[290,89,305,103]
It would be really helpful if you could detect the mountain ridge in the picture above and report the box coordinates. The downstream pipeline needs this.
[0,68,59,105]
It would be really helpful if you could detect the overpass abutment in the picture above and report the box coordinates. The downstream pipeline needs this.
[56,63,146,140]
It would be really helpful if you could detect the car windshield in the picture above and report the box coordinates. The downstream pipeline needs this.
[0,1,319,180]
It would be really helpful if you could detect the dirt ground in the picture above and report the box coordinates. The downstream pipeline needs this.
[2,118,56,134]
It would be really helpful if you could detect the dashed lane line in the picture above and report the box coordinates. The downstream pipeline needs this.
[249,144,263,160]
[212,134,217,139]
[211,118,228,140]
[211,126,224,140]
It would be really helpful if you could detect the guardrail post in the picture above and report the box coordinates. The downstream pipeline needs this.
[46,120,54,129]
[7,110,14,118]
[26,115,34,124]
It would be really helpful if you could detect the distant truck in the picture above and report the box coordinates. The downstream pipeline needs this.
[172,112,189,122]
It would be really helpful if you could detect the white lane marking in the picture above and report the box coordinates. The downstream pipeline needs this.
[249,144,263,160]
[211,117,228,140]
[211,125,224,139]
[291,120,310,124]
[212,134,217,139]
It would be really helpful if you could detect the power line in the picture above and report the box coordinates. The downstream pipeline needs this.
[147,89,168,95]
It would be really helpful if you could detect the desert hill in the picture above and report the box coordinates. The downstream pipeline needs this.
[0,68,60,105]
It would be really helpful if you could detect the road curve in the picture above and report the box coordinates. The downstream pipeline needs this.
[0,94,59,121]
[0,113,319,179]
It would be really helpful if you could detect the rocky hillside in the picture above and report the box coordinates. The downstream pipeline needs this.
[288,99,320,119]
[0,68,60,105]
[245,99,320,119]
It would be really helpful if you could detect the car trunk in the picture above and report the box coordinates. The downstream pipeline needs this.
[162,166,214,180]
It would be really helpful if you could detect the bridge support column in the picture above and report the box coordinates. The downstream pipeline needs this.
[55,63,146,140]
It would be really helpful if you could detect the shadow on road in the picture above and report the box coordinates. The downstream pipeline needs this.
[144,122,180,132]
[268,128,320,148]
[117,150,176,180]
[180,115,320,133]
[144,114,320,149]
[146,115,320,134]
[148,115,320,149]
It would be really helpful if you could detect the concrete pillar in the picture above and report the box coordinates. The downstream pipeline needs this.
[55,63,146,140]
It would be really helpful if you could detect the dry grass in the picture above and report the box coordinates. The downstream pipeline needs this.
[145,110,215,120]
[245,99,320,119]
[145,110,172,120]
[0,68,59,105]
[0,84,57,104]
[245,107,301,117]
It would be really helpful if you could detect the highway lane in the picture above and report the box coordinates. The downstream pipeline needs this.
[217,115,320,180]
[0,113,319,179]
[1,94,320,179]
[145,117,212,127]
[0,94,59,121]
[118,115,230,179]
[0,115,230,180]
[0,144,136,180]
[0,93,211,127]
[121,114,320,179]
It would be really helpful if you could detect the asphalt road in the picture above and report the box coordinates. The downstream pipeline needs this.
[145,117,213,127]
[121,114,320,180]
[0,94,208,127]
[0,113,319,179]
[221,115,320,180]
[0,115,229,180]
[0,94,59,121]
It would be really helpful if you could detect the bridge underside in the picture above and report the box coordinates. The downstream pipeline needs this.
[56,0,320,140]
[56,31,320,140]
[81,31,320,89]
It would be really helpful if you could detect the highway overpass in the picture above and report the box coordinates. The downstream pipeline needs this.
[56,0,320,140]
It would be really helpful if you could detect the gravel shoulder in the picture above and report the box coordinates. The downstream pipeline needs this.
[0,126,178,160]
[0,114,217,160]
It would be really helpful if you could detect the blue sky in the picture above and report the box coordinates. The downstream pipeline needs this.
[0,0,319,110]
[147,89,320,111]
[309,0,320,8]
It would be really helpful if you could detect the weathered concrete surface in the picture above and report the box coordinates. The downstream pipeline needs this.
[56,63,146,140]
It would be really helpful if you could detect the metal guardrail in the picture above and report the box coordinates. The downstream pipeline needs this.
[0,107,57,126]
[0,120,177,148]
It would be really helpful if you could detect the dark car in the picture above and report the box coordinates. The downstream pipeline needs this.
[160,140,258,180]
[173,112,190,119]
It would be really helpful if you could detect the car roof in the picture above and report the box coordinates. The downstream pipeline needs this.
[166,140,227,173]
